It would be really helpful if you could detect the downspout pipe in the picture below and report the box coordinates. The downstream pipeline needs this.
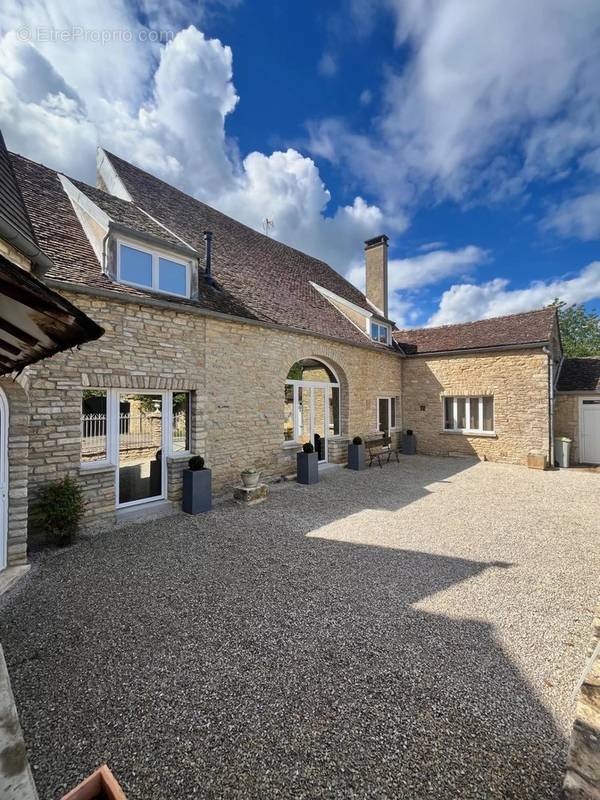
[543,346,555,467]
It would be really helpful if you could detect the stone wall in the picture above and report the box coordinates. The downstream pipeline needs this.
[0,379,29,567]
[23,291,403,528]
[564,604,600,799]
[402,350,550,464]
[23,293,206,529]
[203,317,402,489]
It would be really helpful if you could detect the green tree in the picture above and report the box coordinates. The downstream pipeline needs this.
[551,300,600,357]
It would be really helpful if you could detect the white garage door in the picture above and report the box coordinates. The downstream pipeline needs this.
[581,399,600,464]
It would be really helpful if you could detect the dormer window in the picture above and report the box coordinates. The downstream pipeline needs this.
[117,239,190,298]
[371,320,390,344]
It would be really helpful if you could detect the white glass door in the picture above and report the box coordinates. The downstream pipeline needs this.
[296,385,329,463]
[117,392,165,507]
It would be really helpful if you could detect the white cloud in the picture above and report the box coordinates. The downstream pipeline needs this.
[311,0,600,212]
[318,51,337,77]
[428,262,600,326]
[544,191,600,241]
[388,245,487,291]
[0,5,390,275]
[359,88,372,106]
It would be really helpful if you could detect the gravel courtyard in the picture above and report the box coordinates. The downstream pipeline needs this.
[1,455,599,799]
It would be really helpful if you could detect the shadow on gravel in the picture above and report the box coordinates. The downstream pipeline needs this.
[0,457,565,800]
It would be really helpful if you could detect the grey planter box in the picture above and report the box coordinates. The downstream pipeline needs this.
[402,433,417,455]
[297,451,318,484]
[182,468,212,514]
[347,443,365,470]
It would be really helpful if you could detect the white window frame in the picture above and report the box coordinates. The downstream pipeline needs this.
[80,388,192,471]
[117,236,191,299]
[442,395,495,435]
[370,320,391,345]
[376,396,397,432]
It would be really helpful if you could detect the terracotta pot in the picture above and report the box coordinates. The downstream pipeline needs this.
[61,764,127,800]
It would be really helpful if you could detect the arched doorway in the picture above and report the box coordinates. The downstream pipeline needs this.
[284,359,341,462]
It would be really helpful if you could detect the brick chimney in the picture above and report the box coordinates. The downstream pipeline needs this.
[365,234,389,318]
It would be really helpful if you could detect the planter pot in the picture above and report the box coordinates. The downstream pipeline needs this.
[241,470,260,488]
[402,432,417,455]
[347,443,365,470]
[297,451,318,484]
[62,764,127,800]
[182,468,212,514]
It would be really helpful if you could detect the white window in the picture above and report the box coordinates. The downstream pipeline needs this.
[370,321,390,344]
[377,397,397,433]
[80,389,192,468]
[117,239,190,298]
[443,396,494,434]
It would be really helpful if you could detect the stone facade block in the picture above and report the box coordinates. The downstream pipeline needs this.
[402,350,550,464]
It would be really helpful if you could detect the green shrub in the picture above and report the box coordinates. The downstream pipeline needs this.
[188,455,205,471]
[352,436,363,445]
[32,477,84,546]
[302,442,314,454]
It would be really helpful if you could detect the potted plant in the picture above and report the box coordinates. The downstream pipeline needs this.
[347,435,365,471]
[182,455,212,514]
[297,441,318,485]
[402,429,417,455]
[241,467,261,488]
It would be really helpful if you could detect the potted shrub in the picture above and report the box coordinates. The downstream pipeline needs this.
[31,476,84,546]
[402,429,417,455]
[347,435,365,471]
[297,441,318,485]
[182,455,212,514]
[241,467,260,488]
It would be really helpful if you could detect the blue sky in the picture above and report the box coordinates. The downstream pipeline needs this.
[1,0,600,327]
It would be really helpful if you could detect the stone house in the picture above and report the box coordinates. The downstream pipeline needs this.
[1,134,597,571]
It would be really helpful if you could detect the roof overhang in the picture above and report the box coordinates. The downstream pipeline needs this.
[401,341,550,358]
[0,255,104,375]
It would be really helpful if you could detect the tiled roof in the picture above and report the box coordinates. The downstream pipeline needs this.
[0,132,36,246]
[103,151,393,348]
[10,153,259,320]
[10,149,395,350]
[69,178,191,251]
[557,358,600,392]
[393,308,556,355]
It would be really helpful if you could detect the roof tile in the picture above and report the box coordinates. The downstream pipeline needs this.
[557,358,600,392]
[393,308,556,354]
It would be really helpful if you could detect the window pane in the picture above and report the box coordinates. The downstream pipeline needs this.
[172,392,190,452]
[284,383,294,441]
[81,389,107,463]
[456,397,466,429]
[159,257,187,296]
[469,397,480,430]
[482,396,494,431]
[444,397,454,429]
[371,321,379,340]
[378,398,389,432]
[379,327,388,343]
[121,245,152,287]
[329,386,340,436]
[390,397,396,428]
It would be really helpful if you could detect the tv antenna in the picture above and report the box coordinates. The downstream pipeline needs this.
[263,218,274,236]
